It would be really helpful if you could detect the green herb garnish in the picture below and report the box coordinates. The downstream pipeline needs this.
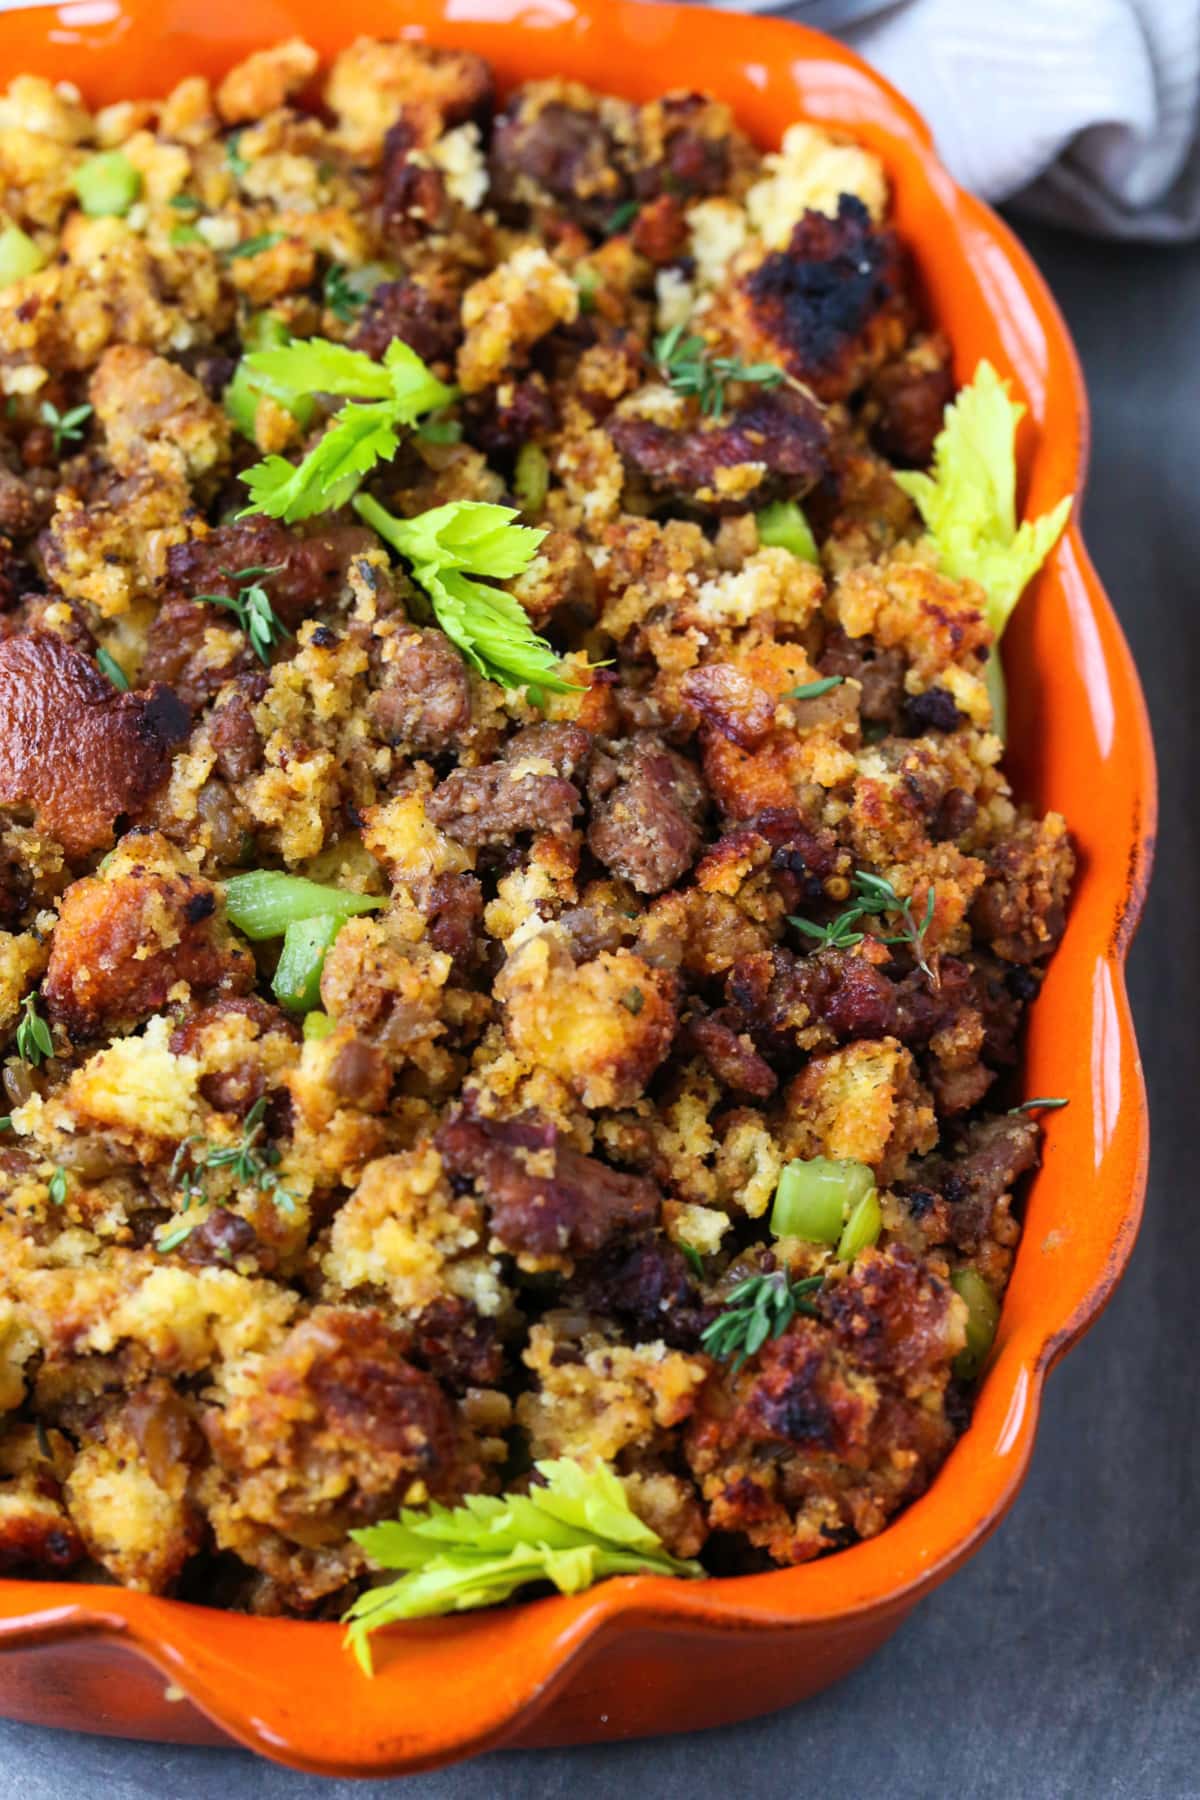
[894,360,1072,733]
[354,496,580,698]
[852,871,938,984]
[94,646,129,691]
[323,262,364,322]
[788,905,868,954]
[343,1457,703,1671]
[193,564,289,665]
[47,1167,67,1206]
[1010,1096,1069,1114]
[156,1219,197,1254]
[700,1270,824,1373]
[40,401,91,453]
[224,314,315,442]
[788,675,843,701]
[225,131,250,180]
[238,335,454,522]
[679,1242,705,1278]
[164,1094,296,1245]
[225,232,284,262]
[654,323,785,421]
[790,870,938,983]
[169,193,200,213]
[170,223,204,247]
[14,992,53,1066]
[606,200,640,236]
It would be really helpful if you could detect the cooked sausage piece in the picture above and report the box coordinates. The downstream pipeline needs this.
[436,1110,661,1261]
[587,733,706,895]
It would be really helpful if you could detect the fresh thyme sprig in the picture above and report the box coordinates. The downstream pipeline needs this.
[700,1270,824,1372]
[161,1096,296,1252]
[193,564,289,665]
[854,871,938,985]
[789,907,868,953]
[14,992,53,1066]
[40,400,92,453]
[653,323,786,421]
[790,870,939,985]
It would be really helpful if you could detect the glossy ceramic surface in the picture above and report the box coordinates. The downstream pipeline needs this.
[0,0,1156,1775]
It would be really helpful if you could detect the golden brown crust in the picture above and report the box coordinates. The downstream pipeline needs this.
[0,43,1072,1605]
[44,835,254,1038]
[0,632,188,857]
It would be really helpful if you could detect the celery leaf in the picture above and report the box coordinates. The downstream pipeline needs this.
[894,359,1071,731]
[354,494,581,697]
[237,334,456,521]
[343,1458,704,1672]
[240,401,401,523]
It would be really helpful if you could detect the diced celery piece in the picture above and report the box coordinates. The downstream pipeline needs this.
[273,915,341,1012]
[951,1267,1000,1379]
[514,442,549,513]
[756,499,819,564]
[0,225,46,286]
[837,1188,883,1261]
[770,1156,874,1244]
[73,151,141,218]
[223,870,383,940]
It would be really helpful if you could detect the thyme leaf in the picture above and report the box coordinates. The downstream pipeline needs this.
[225,231,285,262]
[654,323,786,421]
[225,131,250,180]
[160,1096,296,1253]
[14,992,53,1066]
[700,1270,824,1373]
[788,675,843,701]
[94,646,129,691]
[790,870,939,984]
[322,262,373,322]
[193,564,289,664]
[40,400,92,453]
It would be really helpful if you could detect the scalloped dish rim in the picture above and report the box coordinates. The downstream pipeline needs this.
[0,0,1155,1776]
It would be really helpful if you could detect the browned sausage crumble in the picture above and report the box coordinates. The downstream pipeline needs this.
[0,41,1073,1612]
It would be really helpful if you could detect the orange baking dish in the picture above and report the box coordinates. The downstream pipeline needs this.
[0,0,1155,1775]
